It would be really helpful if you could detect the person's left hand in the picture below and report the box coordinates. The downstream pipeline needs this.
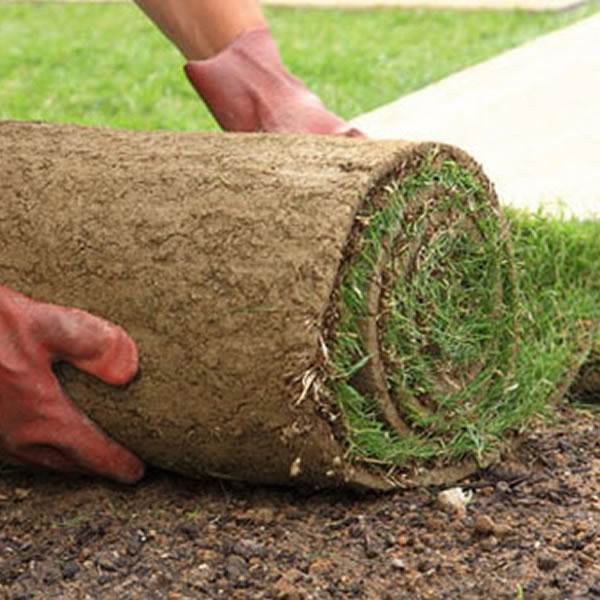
[0,285,144,483]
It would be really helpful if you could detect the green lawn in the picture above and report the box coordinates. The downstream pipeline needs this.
[0,3,597,131]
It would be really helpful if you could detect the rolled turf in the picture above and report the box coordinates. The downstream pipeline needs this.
[1,121,598,489]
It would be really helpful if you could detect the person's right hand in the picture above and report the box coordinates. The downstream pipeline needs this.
[184,26,365,137]
[0,285,144,483]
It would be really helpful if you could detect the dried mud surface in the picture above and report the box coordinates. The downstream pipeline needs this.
[2,405,600,600]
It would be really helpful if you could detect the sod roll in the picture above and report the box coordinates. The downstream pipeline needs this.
[0,121,563,489]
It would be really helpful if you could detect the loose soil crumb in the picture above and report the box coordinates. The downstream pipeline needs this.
[2,404,600,600]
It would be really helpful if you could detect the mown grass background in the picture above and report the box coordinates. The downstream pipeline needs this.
[1,3,598,131]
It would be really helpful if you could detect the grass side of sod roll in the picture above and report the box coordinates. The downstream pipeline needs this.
[326,154,600,475]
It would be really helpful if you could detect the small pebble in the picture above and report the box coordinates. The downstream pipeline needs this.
[496,481,510,493]
[474,514,496,535]
[234,538,268,560]
[94,550,124,572]
[186,564,215,590]
[537,554,559,572]
[177,522,199,540]
[127,530,146,556]
[225,554,249,583]
[480,535,498,551]
[437,488,469,517]
[424,516,445,531]
[62,561,79,580]
[14,488,32,501]
[494,523,512,538]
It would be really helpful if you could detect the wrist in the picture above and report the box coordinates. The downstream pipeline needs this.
[184,26,286,132]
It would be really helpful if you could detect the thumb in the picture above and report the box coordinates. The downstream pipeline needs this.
[21,380,145,484]
[32,303,138,385]
[54,393,146,483]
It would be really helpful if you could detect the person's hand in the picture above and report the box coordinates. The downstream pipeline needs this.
[0,285,144,483]
[184,26,364,137]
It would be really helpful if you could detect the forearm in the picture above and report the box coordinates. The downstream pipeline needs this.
[134,0,266,59]
[135,0,361,136]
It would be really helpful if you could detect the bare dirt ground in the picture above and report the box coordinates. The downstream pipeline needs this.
[2,403,600,600]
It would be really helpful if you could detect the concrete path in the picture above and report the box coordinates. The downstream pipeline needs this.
[265,0,586,11]
[351,13,600,219]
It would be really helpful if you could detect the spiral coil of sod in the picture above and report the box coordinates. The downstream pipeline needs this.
[320,157,518,482]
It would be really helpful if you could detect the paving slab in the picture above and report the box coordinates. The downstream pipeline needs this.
[264,0,586,11]
[351,14,600,219]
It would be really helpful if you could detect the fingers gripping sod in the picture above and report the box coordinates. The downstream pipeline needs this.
[33,304,139,386]
[0,285,144,483]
